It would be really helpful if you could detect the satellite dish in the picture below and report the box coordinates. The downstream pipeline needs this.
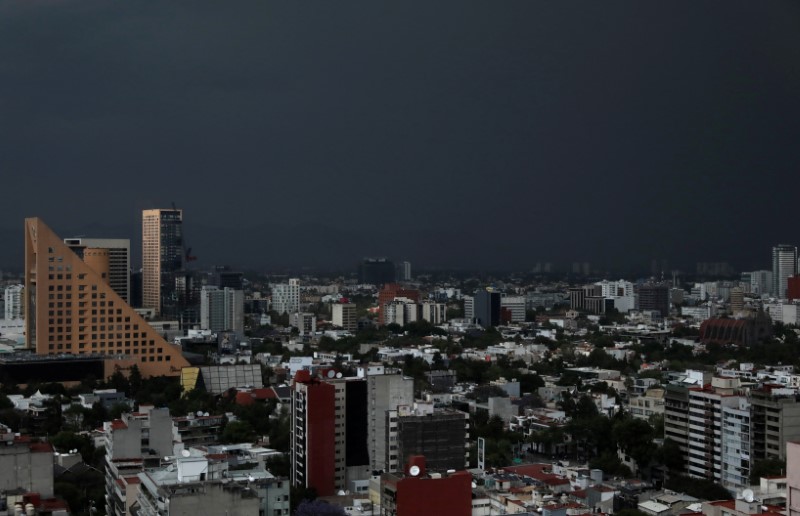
[196,410,203,417]
[409,465,420,477]
[327,370,336,379]
[743,489,755,503]
[337,490,346,496]
[203,412,209,417]
[336,372,343,378]
[181,450,191,458]
[471,482,477,488]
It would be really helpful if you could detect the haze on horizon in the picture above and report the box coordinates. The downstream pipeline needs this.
[2,1,800,273]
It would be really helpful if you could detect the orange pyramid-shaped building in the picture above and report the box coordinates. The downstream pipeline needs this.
[24,218,189,377]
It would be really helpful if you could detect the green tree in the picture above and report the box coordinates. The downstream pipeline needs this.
[221,420,256,443]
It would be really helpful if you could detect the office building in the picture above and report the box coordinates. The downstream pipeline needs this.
[400,261,412,281]
[3,284,23,320]
[473,289,501,328]
[773,245,798,299]
[637,283,670,317]
[200,286,244,337]
[209,265,244,290]
[331,303,357,332]
[386,405,469,474]
[745,270,774,297]
[65,237,131,303]
[500,295,526,323]
[358,258,396,285]
[142,208,183,316]
[23,218,189,377]
[271,278,300,315]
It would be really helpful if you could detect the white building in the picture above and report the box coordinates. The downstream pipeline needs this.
[500,296,526,323]
[682,305,714,321]
[272,278,300,314]
[384,298,418,326]
[3,285,23,320]
[721,398,752,491]
[200,286,244,337]
[464,295,474,320]
[774,245,798,299]
[686,378,749,489]
[290,312,317,336]
[421,301,447,325]
[595,280,636,313]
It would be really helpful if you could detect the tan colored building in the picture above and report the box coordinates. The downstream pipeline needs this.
[24,218,188,377]
[142,208,183,315]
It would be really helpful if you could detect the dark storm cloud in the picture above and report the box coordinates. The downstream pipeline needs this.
[2,1,800,272]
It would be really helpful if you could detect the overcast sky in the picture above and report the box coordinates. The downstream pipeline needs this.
[2,1,799,273]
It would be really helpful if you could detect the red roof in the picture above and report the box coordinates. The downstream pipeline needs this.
[235,392,255,406]
[29,442,53,453]
[111,419,128,430]
[251,388,277,400]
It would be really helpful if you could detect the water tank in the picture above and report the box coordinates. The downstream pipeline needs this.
[13,504,23,516]
[590,469,603,484]
[25,503,35,516]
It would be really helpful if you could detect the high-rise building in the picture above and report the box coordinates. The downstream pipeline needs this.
[750,386,800,462]
[730,287,744,315]
[65,238,131,303]
[773,244,798,299]
[637,283,670,317]
[366,368,414,474]
[199,286,244,337]
[290,370,370,497]
[358,258,396,285]
[400,261,412,281]
[3,284,23,320]
[142,209,183,316]
[331,303,357,331]
[271,278,300,315]
[24,218,189,377]
[474,289,501,328]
